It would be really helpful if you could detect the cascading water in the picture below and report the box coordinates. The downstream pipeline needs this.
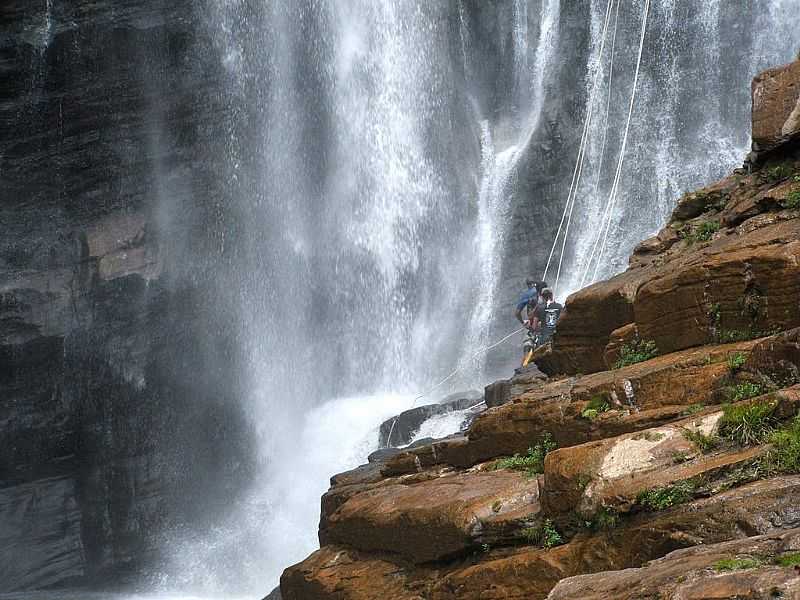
[553,0,800,298]
[165,1,798,596]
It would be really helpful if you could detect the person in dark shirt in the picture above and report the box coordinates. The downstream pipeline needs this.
[531,288,563,344]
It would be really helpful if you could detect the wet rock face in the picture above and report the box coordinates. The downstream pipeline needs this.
[752,59,800,153]
[1,1,256,590]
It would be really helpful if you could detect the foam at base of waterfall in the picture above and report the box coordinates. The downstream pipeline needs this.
[151,392,417,596]
[406,405,483,446]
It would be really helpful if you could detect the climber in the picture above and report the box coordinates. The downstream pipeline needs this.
[516,278,547,368]
[514,277,547,326]
[530,288,563,345]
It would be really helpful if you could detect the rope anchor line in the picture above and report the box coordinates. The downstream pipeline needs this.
[385,325,527,447]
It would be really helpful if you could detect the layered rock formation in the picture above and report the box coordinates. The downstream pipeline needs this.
[1,1,257,590]
[280,60,800,600]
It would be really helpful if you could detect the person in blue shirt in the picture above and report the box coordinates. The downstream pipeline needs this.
[515,277,546,327]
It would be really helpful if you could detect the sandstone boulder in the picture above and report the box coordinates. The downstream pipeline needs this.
[752,59,800,153]
[548,528,800,600]
[322,469,539,563]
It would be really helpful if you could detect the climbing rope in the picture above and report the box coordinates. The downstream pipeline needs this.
[543,0,616,291]
[580,0,621,288]
[590,0,652,283]
[385,325,526,447]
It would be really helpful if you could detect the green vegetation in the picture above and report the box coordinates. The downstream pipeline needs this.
[580,394,611,421]
[636,481,695,511]
[727,352,748,372]
[761,417,800,475]
[491,500,502,513]
[680,428,720,453]
[781,190,800,209]
[683,403,706,416]
[719,399,776,445]
[671,451,692,464]
[763,164,794,182]
[590,507,619,530]
[713,557,764,572]
[633,431,666,442]
[774,552,800,567]
[681,220,720,244]
[614,339,659,369]
[726,382,767,402]
[493,433,557,477]
[521,519,563,549]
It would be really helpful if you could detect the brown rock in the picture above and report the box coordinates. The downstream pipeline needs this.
[430,544,575,600]
[603,323,638,370]
[752,60,800,152]
[382,342,757,477]
[322,469,538,563]
[541,387,800,519]
[280,546,427,600]
[548,529,800,600]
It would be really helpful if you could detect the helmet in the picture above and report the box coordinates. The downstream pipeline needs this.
[541,288,554,300]
[525,276,536,287]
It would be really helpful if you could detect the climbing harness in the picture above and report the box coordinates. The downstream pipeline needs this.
[385,325,527,447]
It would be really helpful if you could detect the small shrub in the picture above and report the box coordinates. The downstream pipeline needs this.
[761,417,800,475]
[614,339,659,369]
[681,220,720,244]
[681,428,720,453]
[672,451,692,464]
[781,190,800,209]
[719,400,776,445]
[763,164,793,182]
[590,507,619,530]
[774,552,800,567]
[727,352,748,372]
[726,382,767,402]
[491,500,502,513]
[522,519,563,549]
[713,557,764,572]
[636,481,695,511]
[581,395,611,420]
[493,433,557,477]
[633,431,666,442]
[683,403,705,416]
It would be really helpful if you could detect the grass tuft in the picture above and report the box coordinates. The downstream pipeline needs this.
[636,481,695,511]
[614,339,659,369]
[781,190,800,209]
[680,428,720,453]
[719,399,776,446]
[726,382,767,402]
[521,519,563,549]
[713,557,763,572]
[493,433,557,477]
[774,552,800,567]
[761,417,800,475]
[727,352,748,372]
[581,394,611,421]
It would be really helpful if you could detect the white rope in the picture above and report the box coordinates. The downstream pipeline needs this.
[543,0,616,291]
[580,0,621,287]
[591,0,651,283]
[385,326,526,447]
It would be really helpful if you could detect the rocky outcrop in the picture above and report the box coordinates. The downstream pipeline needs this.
[548,529,800,600]
[378,391,482,448]
[280,64,800,600]
[752,59,800,154]
[0,1,256,589]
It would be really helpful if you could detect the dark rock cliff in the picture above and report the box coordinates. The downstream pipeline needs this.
[1,1,256,590]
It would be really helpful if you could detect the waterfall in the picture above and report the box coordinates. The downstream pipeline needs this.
[141,1,800,596]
